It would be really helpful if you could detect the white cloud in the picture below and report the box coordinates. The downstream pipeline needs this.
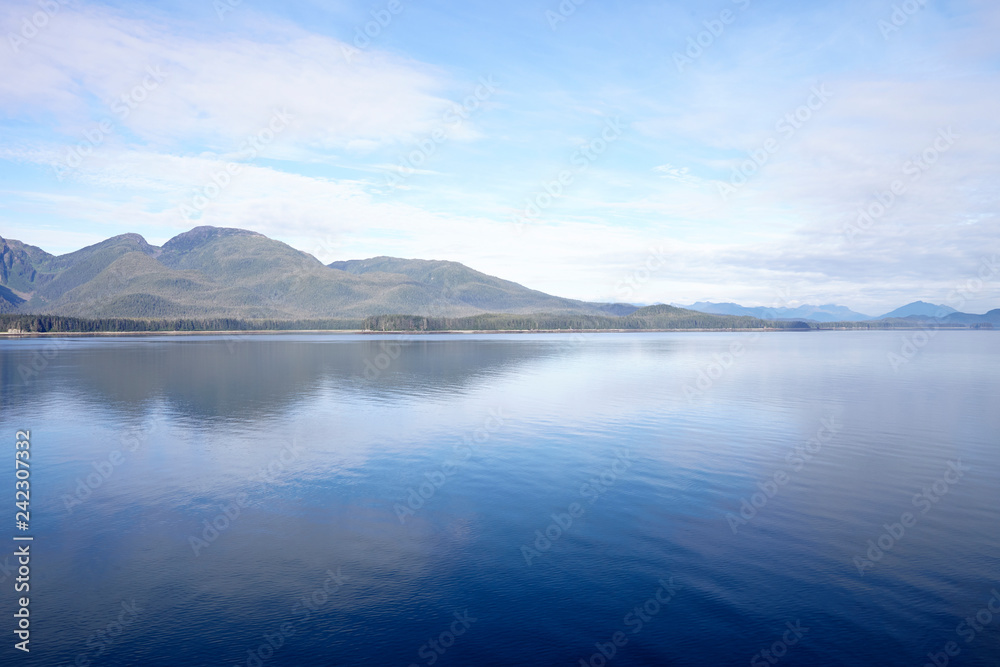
[0,2,459,154]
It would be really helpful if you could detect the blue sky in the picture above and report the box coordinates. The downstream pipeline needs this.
[1,0,998,314]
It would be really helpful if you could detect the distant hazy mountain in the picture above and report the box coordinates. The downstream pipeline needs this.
[680,299,996,325]
[878,304,1000,325]
[878,301,957,319]
[679,301,873,322]
[0,227,638,319]
[941,309,1000,325]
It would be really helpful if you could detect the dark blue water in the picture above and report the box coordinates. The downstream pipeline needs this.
[0,332,997,666]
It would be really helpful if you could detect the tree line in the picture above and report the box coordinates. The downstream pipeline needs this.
[2,312,978,335]
[361,313,809,331]
[0,314,362,333]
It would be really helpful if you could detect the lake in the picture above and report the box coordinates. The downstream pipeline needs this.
[0,331,997,666]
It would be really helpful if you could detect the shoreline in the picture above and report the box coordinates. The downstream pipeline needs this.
[0,328,779,338]
[0,326,984,338]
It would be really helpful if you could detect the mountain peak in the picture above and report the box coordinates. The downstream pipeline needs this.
[115,232,149,244]
[879,301,956,319]
[162,226,264,253]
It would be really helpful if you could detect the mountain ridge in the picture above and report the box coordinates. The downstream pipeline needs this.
[678,299,995,323]
[0,227,638,320]
[677,301,874,322]
[3,228,996,324]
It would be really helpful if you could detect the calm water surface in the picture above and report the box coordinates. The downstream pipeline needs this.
[0,332,997,666]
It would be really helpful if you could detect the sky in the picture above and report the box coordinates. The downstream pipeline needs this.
[1,0,998,315]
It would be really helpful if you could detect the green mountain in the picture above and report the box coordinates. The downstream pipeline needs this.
[0,227,637,319]
[329,256,636,316]
[1,237,53,293]
[0,284,25,313]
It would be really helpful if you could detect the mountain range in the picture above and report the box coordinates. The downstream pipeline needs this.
[675,302,875,322]
[677,300,997,325]
[0,226,636,319]
[1,226,997,326]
